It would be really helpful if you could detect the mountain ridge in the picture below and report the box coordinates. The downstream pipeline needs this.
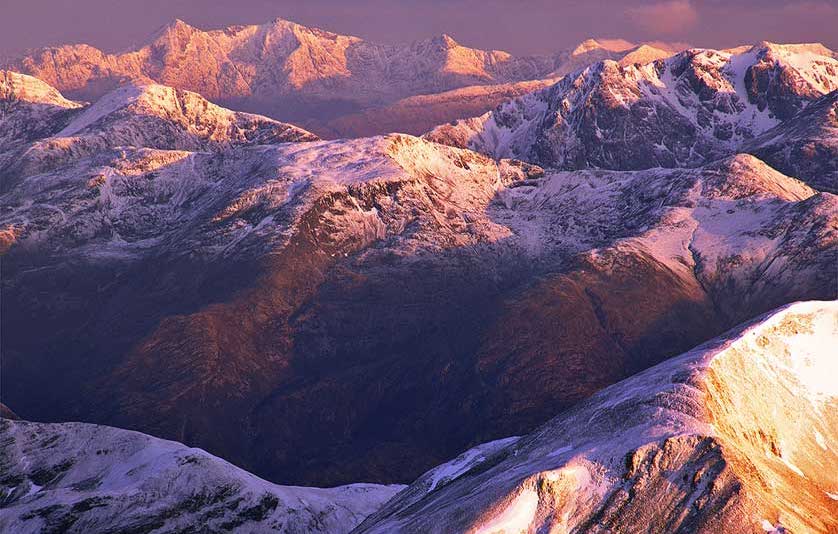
[5,17,686,136]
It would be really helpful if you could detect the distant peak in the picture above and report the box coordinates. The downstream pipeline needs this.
[424,33,460,49]
[749,41,834,57]
[268,16,299,28]
[572,39,602,55]
[572,38,635,56]
[166,18,196,31]
[150,18,198,42]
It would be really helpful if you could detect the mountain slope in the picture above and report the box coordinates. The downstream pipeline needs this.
[426,42,838,189]
[0,418,402,534]
[2,103,834,488]
[6,19,684,135]
[357,300,838,534]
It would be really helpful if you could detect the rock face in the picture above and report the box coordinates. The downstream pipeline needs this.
[0,419,402,534]
[744,90,838,193]
[5,18,682,136]
[2,77,835,488]
[356,301,838,534]
[426,43,838,191]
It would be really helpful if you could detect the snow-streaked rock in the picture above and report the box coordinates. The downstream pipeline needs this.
[0,419,402,534]
[426,42,837,189]
[744,89,838,193]
[357,300,838,534]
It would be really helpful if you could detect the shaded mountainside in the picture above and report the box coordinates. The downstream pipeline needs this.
[426,42,838,191]
[357,301,838,534]
[0,419,402,534]
[2,70,835,489]
[743,89,838,193]
[5,18,683,135]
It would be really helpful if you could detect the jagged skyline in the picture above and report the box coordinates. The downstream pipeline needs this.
[2,0,837,57]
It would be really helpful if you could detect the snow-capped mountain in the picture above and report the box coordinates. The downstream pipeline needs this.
[357,300,838,534]
[0,418,402,534]
[5,18,683,136]
[0,71,84,171]
[0,72,317,188]
[2,73,834,489]
[426,42,838,190]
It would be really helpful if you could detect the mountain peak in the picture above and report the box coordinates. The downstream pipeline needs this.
[572,38,603,55]
[150,18,199,43]
[572,38,636,56]
[0,70,81,108]
[423,33,460,49]
[750,41,836,58]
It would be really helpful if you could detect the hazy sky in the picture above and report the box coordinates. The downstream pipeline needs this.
[2,0,836,56]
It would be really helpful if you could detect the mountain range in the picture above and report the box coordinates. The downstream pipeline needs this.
[4,18,683,137]
[2,55,835,489]
[0,17,836,534]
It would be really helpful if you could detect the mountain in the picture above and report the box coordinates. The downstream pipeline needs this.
[357,300,838,533]
[5,18,684,136]
[2,76,834,488]
[0,71,84,171]
[426,42,838,190]
[311,39,679,138]
[0,73,317,189]
[0,418,402,534]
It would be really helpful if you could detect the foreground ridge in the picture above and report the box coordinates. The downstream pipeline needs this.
[357,301,838,533]
[0,419,402,533]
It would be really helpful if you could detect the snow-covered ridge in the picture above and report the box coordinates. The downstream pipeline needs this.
[425,41,838,189]
[2,116,835,491]
[51,80,318,147]
[1,77,318,187]
[0,70,82,108]
[0,419,403,533]
[0,71,85,155]
[358,300,838,533]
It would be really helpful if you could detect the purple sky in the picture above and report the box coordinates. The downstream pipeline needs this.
[2,1,836,56]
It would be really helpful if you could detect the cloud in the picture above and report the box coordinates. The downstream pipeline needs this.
[627,1,699,35]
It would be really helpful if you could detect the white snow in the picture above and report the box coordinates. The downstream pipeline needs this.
[426,436,520,492]
[473,488,539,534]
